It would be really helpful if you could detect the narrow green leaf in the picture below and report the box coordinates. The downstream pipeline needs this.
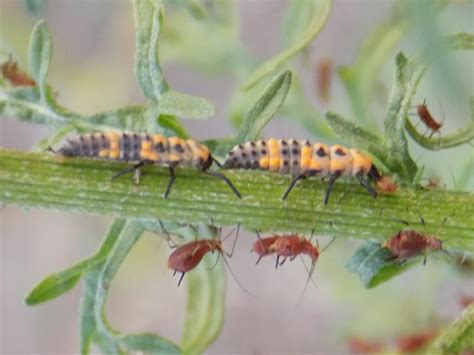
[237,70,292,142]
[216,71,292,156]
[346,241,395,287]
[446,32,474,51]
[22,0,45,16]
[119,333,181,354]
[133,0,169,100]
[242,0,332,90]
[429,303,474,354]
[157,114,190,138]
[28,20,52,99]
[470,96,474,122]
[164,0,207,19]
[180,227,226,355]
[280,0,316,48]
[338,1,411,128]
[158,90,215,119]
[383,52,422,182]
[367,259,418,289]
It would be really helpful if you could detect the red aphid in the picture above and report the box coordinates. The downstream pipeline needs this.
[270,235,319,267]
[347,337,385,354]
[396,331,436,352]
[383,230,443,262]
[1,56,36,87]
[459,295,474,309]
[252,235,279,265]
[167,239,226,286]
[376,175,398,194]
[417,99,443,139]
[316,57,332,102]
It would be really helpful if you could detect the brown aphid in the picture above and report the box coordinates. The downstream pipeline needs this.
[1,56,36,87]
[315,57,332,102]
[347,337,385,354]
[251,235,279,265]
[417,99,443,139]
[396,331,437,352]
[383,230,443,262]
[269,235,320,268]
[459,295,474,309]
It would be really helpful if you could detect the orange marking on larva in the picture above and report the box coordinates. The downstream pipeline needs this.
[139,139,152,160]
[396,331,437,352]
[107,132,120,159]
[382,230,442,261]
[259,156,269,169]
[1,57,36,87]
[309,158,322,171]
[300,144,312,171]
[98,148,109,158]
[267,139,280,172]
[349,149,372,175]
[417,99,443,138]
[152,134,166,144]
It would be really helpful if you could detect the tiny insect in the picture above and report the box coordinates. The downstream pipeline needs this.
[223,139,385,205]
[1,55,36,87]
[376,175,398,194]
[416,99,444,140]
[251,234,279,265]
[383,230,443,264]
[347,337,385,354]
[315,57,332,102]
[53,132,241,199]
[167,226,250,293]
[395,331,436,352]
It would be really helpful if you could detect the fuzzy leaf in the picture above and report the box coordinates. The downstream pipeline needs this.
[446,32,474,50]
[346,241,397,287]
[157,114,190,138]
[119,333,181,354]
[242,0,332,90]
[180,227,226,355]
[28,20,52,98]
[22,0,45,15]
[280,0,317,48]
[158,90,215,119]
[134,0,169,100]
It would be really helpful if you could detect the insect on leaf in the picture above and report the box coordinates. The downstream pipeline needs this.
[242,0,332,90]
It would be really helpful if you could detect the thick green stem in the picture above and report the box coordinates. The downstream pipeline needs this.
[0,149,472,253]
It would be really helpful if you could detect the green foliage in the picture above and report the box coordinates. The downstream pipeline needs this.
[22,0,45,16]
[242,0,332,90]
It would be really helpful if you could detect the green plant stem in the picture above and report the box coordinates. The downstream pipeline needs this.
[0,149,473,253]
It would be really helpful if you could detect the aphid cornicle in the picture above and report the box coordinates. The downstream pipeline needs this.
[223,139,383,204]
[55,132,241,199]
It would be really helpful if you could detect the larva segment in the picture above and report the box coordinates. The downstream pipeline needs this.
[299,140,312,174]
[349,149,373,176]
[267,138,280,172]
[308,143,330,177]
[329,144,352,176]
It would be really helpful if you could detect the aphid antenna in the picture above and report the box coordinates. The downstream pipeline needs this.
[158,220,178,249]
[321,236,336,253]
[296,258,318,307]
[204,170,242,199]
[224,223,241,258]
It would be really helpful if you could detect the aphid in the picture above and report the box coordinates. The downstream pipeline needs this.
[459,295,474,309]
[347,337,385,354]
[223,139,384,205]
[54,132,241,199]
[416,99,444,139]
[382,230,443,264]
[395,331,436,352]
[1,55,36,87]
[167,227,250,293]
[376,175,398,194]
[315,57,332,102]
[251,235,279,265]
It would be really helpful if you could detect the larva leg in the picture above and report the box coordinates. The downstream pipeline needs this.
[355,171,377,198]
[111,161,147,181]
[204,170,242,199]
[324,172,341,205]
[164,164,177,199]
[281,174,306,201]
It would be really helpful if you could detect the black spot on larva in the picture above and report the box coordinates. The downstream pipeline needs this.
[250,141,256,147]
[291,140,298,146]
[291,148,299,155]
[316,147,327,157]
[304,140,311,147]
[244,161,251,169]
[241,152,247,158]
[261,149,267,155]
[174,144,184,153]
[281,149,288,156]
[251,150,257,157]
[261,141,267,146]
[283,160,289,166]
[145,134,151,141]
[228,151,234,156]
[80,136,85,142]
[308,170,320,177]
[335,148,346,156]
[252,161,259,168]
[238,144,244,149]
[293,161,299,166]
[281,140,288,146]
[155,142,165,152]
[232,156,238,162]
[122,151,130,160]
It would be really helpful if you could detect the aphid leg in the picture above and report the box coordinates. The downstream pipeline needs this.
[423,254,427,266]
[355,172,377,198]
[159,220,177,248]
[279,257,287,267]
[255,256,263,265]
[321,237,336,253]
[164,164,177,199]
[324,172,341,205]
[275,255,280,269]
[290,255,298,262]
[211,157,223,168]
[204,170,242,199]
[111,161,147,180]
[177,272,186,286]
[225,224,240,258]
[281,174,306,201]
[44,146,56,153]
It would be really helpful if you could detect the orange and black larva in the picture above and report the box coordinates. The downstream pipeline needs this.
[56,132,241,199]
[223,139,382,205]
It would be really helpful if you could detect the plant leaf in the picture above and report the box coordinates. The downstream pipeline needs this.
[446,32,474,51]
[383,52,422,182]
[429,303,474,354]
[338,1,410,128]
[28,20,52,100]
[280,0,317,48]
[346,241,422,288]
[119,333,181,354]
[79,219,144,355]
[22,0,45,16]
[216,70,292,156]
[180,226,226,355]
[242,0,332,90]
[133,0,169,100]
[158,90,215,119]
